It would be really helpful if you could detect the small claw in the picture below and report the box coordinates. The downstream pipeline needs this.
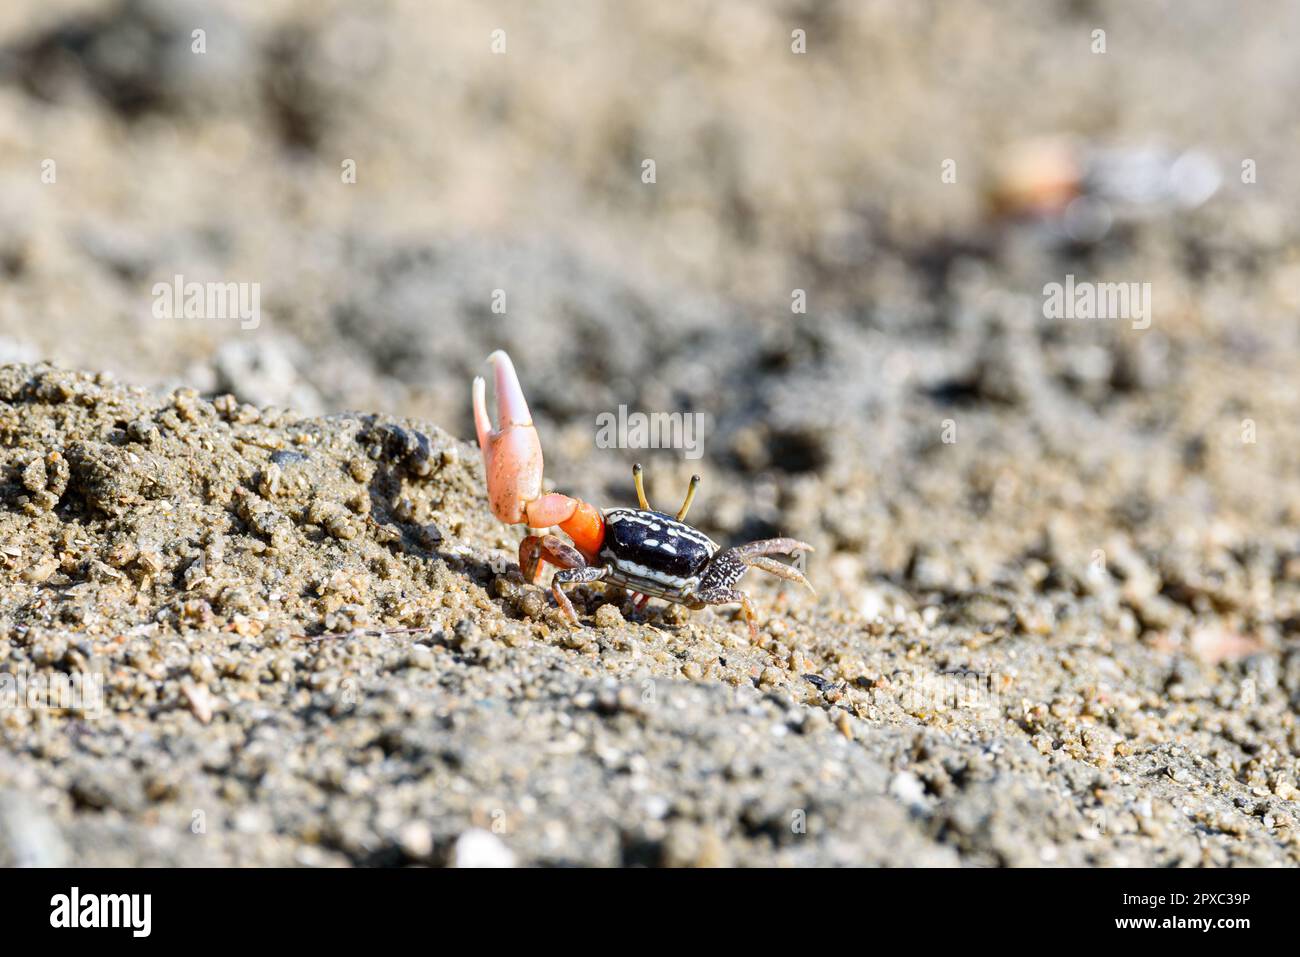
[472,351,545,525]
[519,535,546,585]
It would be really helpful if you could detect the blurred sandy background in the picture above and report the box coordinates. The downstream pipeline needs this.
[2,0,1298,419]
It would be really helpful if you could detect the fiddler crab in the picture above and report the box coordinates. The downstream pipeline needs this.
[472,350,814,638]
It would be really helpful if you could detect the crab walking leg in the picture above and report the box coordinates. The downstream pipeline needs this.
[692,539,815,638]
[692,585,759,640]
[727,538,815,561]
[519,534,606,623]
[744,556,816,595]
[553,564,609,622]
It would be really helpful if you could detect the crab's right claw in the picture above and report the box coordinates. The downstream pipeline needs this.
[472,351,544,525]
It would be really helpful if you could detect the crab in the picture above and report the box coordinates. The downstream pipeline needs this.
[472,350,813,637]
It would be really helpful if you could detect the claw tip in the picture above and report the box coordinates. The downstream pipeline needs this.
[484,350,532,428]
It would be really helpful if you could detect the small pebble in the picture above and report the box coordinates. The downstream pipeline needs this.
[452,829,515,868]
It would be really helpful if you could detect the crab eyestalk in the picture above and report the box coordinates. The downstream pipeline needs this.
[472,351,605,567]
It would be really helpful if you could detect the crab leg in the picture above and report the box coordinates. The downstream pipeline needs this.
[519,533,606,619]
[728,538,815,561]
[692,585,759,639]
[692,539,815,638]
[745,555,816,595]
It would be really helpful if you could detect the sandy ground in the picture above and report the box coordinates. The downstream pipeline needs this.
[0,0,1298,866]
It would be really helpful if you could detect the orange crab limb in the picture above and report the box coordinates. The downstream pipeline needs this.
[522,491,575,527]
[520,493,604,565]
[472,351,606,573]
[472,350,544,525]
[548,498,604,563]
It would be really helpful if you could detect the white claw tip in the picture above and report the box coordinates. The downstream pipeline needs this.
[485,350,531,427]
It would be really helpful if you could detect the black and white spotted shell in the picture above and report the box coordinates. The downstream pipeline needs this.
[600,507,718,595]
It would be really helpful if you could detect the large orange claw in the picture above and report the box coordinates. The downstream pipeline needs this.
[473,351,544,525]
[472,352,605,564]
